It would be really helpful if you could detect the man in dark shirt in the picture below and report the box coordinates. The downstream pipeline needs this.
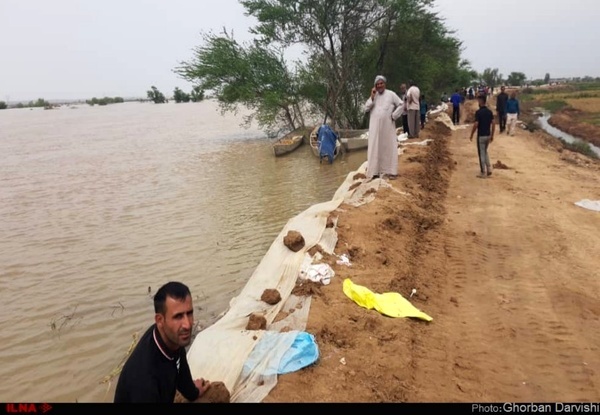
[469,95,495,178]
[495,85,509,133]
[114,281,211,403]
[398,83,410,136]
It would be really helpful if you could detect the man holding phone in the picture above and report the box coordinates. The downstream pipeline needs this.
[364,75,403,180]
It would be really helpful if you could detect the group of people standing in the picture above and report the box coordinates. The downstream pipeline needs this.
[365,74,522,181]
[364,76,428,180]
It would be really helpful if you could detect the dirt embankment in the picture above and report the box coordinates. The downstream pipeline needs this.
[547,107,600,148]
[264,117,456,402]
[265,99,600,403]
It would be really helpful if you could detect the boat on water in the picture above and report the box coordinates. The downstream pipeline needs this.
[339,129,369,152]
[272,130,304,157]
[309,125,342,162]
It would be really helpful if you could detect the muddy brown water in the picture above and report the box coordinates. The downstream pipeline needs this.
[0,101,368,402]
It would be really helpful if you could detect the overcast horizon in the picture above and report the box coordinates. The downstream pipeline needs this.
[1,0,599,102]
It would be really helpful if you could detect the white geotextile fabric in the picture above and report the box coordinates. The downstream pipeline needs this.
[427,102,448,119]
[575,199,600,212]
[186,162,371,402]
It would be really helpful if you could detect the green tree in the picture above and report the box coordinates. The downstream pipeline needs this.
[0,101,7,110]
[241,0,473,127]
[177,0,475,131]
[481,68,503,88]
[506,72,527,87]
[86,96,124,106]
[241,0,389,129]
[544,73,551,84]
[147,86,166,103]
[26,98,50,108]
[369,0,477,106]
[173,87,191,103]
[175,30,306,131]
[190,86,204,102]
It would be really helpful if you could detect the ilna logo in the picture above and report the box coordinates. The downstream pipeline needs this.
[5,403,52,413]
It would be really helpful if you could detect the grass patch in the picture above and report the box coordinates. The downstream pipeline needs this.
[566,97,600,113]
[583,114,600,126]
[541,100,568,112]
[520,82,600,103]
[573,82,600,92]
[527,87,574,96]
[569,92,600,99]
[561,140,599,159]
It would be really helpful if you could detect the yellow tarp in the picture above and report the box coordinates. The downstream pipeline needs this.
[342,278,433,321]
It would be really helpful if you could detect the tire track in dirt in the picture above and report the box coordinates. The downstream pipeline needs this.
[407,100,600,402]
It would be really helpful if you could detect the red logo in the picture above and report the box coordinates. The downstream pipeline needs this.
[5,403,52,413]
[38,404,52,414]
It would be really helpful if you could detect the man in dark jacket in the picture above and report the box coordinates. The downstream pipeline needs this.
[399,83,410,136]
[495,85,509,133]
[114,281,211,403]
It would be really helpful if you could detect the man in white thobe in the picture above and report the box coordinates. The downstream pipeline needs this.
[364,75,403,180]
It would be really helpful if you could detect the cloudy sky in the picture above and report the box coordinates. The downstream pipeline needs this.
[1,0,599,102]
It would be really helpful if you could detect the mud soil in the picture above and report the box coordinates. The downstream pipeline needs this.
[263,99,600,402]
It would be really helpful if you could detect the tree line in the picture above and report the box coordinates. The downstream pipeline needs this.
[86,96,125,106]
[0,98,52,109]
[146,86,204,104]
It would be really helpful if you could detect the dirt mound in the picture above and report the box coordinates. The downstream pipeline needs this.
[283,230,305,252]
[291,280,324,297]
[462,99,479,124]
[427,113,454,136]
[196,382,231,403]
[175,381,231,403]
[264,120,453,403]
[493,160,510,169]
[261,289,282,305]
[246,313,267,330]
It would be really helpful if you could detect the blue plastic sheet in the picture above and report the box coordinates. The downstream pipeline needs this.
[278,332,319,374]
[241,331,319,378]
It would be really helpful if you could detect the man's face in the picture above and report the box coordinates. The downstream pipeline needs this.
[156,295,194,350]
[375,81,386,94]
[400,85,406,94]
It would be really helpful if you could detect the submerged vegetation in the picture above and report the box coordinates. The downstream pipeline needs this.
[86,96,125,106]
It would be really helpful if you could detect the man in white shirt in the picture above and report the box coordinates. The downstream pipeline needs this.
[406,80,421,138]
[364,75,403,180]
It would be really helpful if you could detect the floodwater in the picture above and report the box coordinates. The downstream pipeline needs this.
[0,100,368,402]
[535,112,600,157]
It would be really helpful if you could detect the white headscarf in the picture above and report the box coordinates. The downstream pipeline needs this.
[374,75,386,85]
